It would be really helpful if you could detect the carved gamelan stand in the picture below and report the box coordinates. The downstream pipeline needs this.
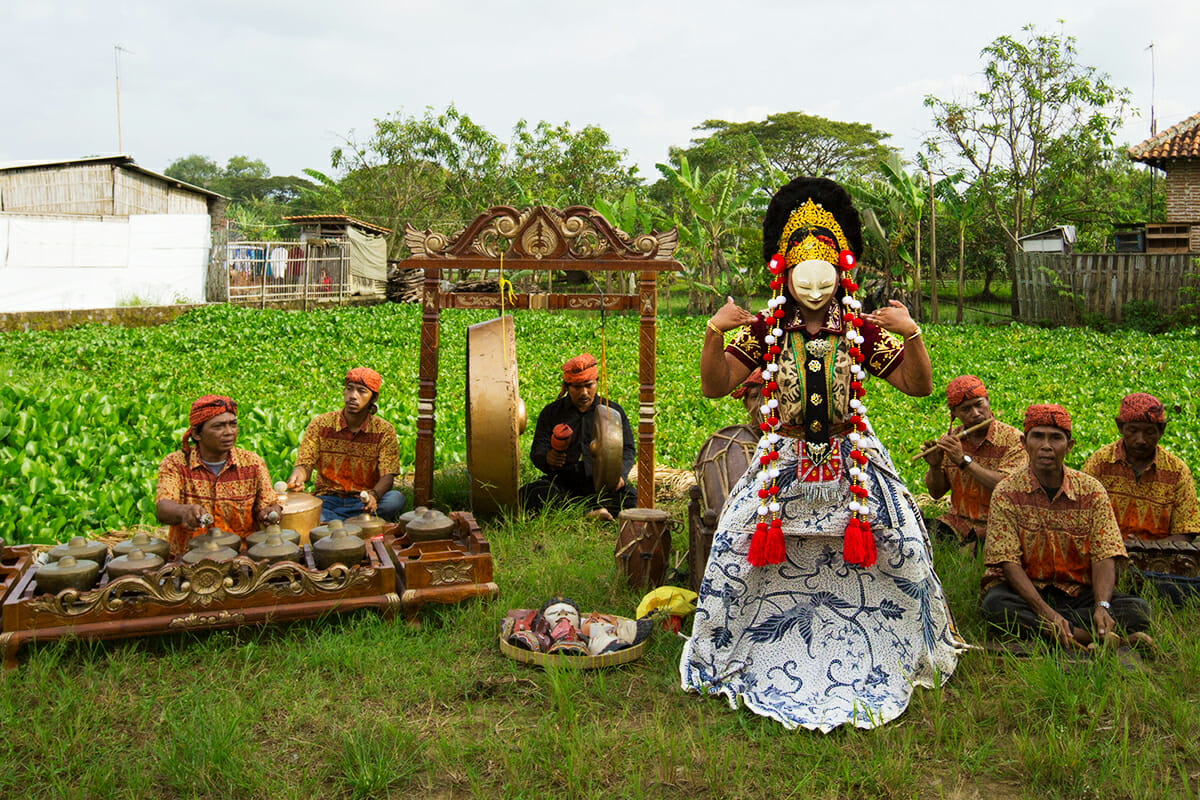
[395,205,682,512]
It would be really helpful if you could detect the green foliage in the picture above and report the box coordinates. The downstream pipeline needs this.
[655,157,759,312]
[924,22,1133,310]
[667,111,895,186]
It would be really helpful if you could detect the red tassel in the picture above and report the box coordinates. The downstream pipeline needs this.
[839,250,856,270]
[769,254,786,274]
[842,518,877,568]
[842,518,865,566]
[764,519,786,565]
[747,521,770,567]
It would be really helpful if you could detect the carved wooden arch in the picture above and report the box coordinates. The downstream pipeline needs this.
[393,205,683,511]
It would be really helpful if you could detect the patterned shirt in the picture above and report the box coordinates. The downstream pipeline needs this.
[295,410,401,497]
[936,419,1027,542]
[1081,441,1200,540]
[983,466,1127,596]
[156,446,277,554]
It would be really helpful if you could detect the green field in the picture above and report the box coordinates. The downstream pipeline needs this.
[1,304,1199,798]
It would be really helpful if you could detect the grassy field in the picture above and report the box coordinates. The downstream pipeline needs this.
[2,304,1200,798]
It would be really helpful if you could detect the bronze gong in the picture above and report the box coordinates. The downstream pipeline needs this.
[590,402,625,493]
[466,316,526,515]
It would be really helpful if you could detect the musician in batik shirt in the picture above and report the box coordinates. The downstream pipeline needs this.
[982,404,1151,647]
[1082,392,1200,542]
[923,375,1026,554]
[288,367,405,522]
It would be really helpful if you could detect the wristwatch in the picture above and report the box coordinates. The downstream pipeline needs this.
[1096,600,1111,610]
[958,455,973,469]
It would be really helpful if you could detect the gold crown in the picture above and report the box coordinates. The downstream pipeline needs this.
[777,199,849,268]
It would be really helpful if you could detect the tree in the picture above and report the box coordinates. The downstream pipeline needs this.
[924,23,1132,314]
[508,120,640,207]
[163,154,221,188]
[672,112,895,185]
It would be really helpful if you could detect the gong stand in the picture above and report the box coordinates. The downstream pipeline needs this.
[395,205,682,510]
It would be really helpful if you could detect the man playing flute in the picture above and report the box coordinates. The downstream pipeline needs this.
[922,375,1026,556]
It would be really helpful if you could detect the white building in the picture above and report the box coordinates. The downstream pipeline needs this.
[0,155,225,312]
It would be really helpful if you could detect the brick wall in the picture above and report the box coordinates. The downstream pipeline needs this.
[1163,159,1200,251]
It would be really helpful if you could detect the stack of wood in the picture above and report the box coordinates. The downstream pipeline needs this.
[386,266,502,304]
[386,265,423,303]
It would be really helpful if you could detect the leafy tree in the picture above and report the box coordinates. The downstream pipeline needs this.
[670,112,895,186]
[924,23,1132,314]
[508,120,640,207]
[163,154,221,188]
[1037,140,1162,250]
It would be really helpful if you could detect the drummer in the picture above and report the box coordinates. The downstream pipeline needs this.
[156,395,281,556]
[287,367,406,522]
[520,353,635,520]
[922,375,1026,556]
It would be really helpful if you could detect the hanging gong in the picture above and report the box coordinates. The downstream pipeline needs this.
[590,402,625,493]
[466,316,526,515]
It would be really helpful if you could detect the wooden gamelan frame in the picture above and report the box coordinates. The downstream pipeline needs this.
[394,205,682,510]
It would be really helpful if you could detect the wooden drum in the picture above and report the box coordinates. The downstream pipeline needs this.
[686,424,759,591]
[615,508,672,590]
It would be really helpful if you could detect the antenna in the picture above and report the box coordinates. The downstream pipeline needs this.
[1144,42,1156,223]
[114,45,135,153]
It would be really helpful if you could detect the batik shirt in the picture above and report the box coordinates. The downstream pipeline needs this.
[936,419,1027,543]
[296,411,401,497]
[1081,441,1200,540]
[983,466,1127,596]
[726,301,903,431]
[156,446,277,554]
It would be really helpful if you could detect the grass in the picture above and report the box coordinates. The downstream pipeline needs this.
[3,303,1200,797]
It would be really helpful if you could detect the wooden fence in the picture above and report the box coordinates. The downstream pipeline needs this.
[1014,252,1200,326]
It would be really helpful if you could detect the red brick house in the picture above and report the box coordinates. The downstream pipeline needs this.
[1128,112,1200,252]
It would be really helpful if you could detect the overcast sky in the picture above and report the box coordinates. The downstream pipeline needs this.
[2,0,1195,183]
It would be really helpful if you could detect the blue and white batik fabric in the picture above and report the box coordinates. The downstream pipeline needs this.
[680,432,965,732]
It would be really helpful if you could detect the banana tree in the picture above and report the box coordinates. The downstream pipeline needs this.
[656,156,758,313]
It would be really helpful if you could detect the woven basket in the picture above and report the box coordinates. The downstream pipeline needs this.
[498,618,648,670]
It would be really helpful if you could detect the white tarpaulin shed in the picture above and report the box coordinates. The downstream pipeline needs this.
[0,214,211,312]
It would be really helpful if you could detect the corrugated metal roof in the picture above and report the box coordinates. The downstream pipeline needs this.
[283,214,392,235]
[1128,112,1200,167]
[0,154,226,200]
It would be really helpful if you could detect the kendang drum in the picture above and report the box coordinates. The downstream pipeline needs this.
[687,423,759,592]
[614,508,673,590]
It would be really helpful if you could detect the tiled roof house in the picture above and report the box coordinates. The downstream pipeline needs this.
[1129,112,1200,252]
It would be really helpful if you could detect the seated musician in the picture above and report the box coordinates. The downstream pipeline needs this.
[156,395,281,556]
[287,367,406,522]
[519,353,635,521]
[922,375,1026,555]
[980,404,1152,648]
[1082,392,1200,603]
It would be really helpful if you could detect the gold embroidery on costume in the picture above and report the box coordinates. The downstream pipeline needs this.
[867,332,903,375]
[728,325,762,363]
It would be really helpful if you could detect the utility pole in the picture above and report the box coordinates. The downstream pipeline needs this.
[114,45,134,153]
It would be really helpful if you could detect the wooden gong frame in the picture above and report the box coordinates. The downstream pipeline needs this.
[395,205,682,510]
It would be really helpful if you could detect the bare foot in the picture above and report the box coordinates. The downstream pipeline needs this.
[1124,631,1157,651]
[586,508,614,521]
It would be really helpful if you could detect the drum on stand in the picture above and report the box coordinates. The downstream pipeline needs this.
[615,507,673,590]
[466,316,525,515]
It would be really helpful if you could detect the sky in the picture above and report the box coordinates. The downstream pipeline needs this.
[1,0,1196,184]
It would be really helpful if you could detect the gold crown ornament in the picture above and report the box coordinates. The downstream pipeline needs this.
[777,199,851,268]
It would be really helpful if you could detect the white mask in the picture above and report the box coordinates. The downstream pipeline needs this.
[787,259,839,311]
